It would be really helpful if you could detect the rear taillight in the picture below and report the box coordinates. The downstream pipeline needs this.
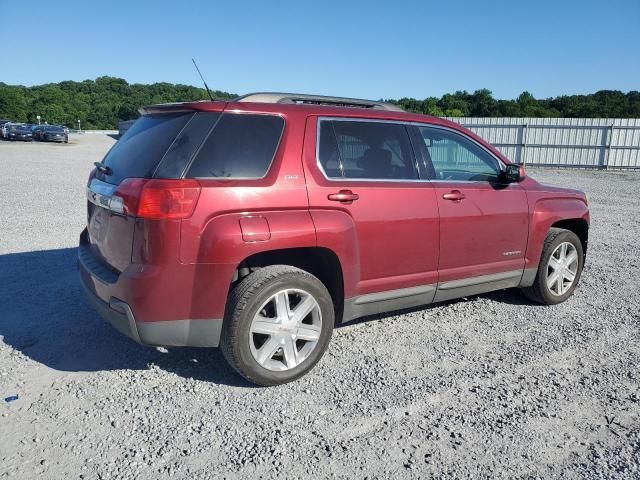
[112,179,201,219]
[138,179,201,219]
[111,178,147,216]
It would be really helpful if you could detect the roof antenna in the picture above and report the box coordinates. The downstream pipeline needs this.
[191,58,214,101]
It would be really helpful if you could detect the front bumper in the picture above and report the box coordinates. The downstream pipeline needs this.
[78,241,223,348]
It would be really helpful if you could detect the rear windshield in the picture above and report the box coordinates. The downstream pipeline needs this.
[99,113,192,185]
[97,111,284,184]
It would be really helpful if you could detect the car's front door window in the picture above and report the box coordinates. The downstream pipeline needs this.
[417,126,501,182]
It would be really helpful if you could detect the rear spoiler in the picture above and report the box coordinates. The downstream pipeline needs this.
[138,100,228,115]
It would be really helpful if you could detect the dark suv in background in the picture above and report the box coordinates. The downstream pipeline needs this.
[33,125,69,143]
[80,93,589,386]
[6,124,33,141]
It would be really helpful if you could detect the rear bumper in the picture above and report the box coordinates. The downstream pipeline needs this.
[81,276,142,343]
[78,235,224,348]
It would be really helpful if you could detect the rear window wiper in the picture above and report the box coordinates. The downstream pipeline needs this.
[94,162,113,175]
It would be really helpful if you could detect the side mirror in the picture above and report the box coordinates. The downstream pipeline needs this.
[502,164,525,183]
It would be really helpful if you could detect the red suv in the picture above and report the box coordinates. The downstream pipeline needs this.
[80,93,589,385]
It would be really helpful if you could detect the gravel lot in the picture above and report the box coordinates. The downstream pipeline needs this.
[1,135,639,479]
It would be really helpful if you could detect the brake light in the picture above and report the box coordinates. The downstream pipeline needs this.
[138,179,201,219]
[112,178,147,216]
[112,179,201,219]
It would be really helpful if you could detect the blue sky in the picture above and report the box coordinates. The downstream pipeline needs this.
[1,0,638,99]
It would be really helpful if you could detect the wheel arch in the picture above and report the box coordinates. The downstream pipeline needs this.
[526,198,590,271]
[550,218,589,257]
[230,246,346,324]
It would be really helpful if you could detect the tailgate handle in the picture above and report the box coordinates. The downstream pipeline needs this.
[328,190,359,204]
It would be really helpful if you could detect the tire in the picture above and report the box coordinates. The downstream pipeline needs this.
[522,228,584,305]
[221,265,334,386]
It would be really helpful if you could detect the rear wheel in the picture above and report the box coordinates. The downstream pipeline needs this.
[522,228,584,305]
[221,265,334,386]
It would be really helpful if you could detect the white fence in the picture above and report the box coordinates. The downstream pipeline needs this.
[446,118,640,169]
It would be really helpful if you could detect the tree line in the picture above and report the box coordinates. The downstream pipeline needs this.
[0,77,638,129]
[389,89,640,118]
[0,77,235,129]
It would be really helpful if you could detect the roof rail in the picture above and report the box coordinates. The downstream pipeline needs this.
[234,92,403,112]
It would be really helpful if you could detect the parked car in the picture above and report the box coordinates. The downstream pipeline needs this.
[32,125,68,142]
[40,125,69,143]
[6,124,33,141]
[0,120,12,139]
[32,125,45,140]
[79,93,590,386]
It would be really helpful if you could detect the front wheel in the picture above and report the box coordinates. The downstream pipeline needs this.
[522,228,584,305]
[221,265,334,386]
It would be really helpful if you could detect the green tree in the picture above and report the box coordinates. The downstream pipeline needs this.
[0,84,28,122]
[468,89,497,117]
[438,91,471,117]
[0,78,638,127]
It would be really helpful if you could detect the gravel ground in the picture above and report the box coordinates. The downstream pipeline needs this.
[1,135,639,479]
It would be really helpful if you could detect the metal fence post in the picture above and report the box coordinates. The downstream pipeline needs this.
[521,123,528,166]
[598,125,613,169]
[605,125,614,169]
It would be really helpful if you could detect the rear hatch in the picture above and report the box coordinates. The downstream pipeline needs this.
[86,106,224,273]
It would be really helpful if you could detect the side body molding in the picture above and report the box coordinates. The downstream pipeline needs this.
[343,284,436,322]
[342,270,524,322]
[433,270,523,302]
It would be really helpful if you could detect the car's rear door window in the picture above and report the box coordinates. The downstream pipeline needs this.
[186,113,284,179]
[318,120,418,180]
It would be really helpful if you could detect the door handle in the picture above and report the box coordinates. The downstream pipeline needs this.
[328,190,359,204]
[443,190,465,202]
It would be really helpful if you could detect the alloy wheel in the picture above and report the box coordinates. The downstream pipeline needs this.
[249,289,322,371]
[546,242,579,296]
